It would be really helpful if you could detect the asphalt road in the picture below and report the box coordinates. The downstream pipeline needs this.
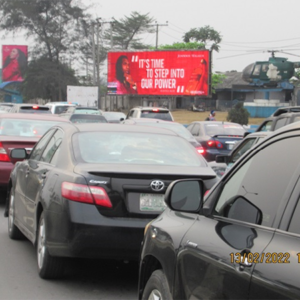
[0,201,138,300]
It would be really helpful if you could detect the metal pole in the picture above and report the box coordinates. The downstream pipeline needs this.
[91,24,96,85]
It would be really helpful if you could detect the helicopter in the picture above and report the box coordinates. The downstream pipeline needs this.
[242,50,300,87]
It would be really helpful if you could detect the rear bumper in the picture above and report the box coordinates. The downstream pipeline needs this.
[45,201,153,261]
[0,162,13,190]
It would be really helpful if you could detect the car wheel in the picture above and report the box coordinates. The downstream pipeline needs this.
[37,212,65,279]
[8,188,24,240]
[142,270,172,300]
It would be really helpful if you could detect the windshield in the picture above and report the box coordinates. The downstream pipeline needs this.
[205,123,245,136]
[0,119,64,137]
[73,132,205,166]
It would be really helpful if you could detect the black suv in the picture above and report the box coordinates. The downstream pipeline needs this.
[126,106,174,121]
[139,121,300,300]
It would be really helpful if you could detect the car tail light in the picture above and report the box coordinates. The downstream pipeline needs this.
[0,142,10,162]
[195,146,205,155]
[61,182,112,208]
[207,140,223,149]
[32,105,39,109]
[152,108,159,112]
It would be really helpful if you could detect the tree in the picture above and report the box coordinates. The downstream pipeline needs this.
[0,0,89,100]
[183,25,222,52]
[103,12,156,50]
[227,102,250,125]
[21,57,80,101]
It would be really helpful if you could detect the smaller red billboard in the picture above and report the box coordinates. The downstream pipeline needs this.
[107,50,211,96]
[2,45,28,83]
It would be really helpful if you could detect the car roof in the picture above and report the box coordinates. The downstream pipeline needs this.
[124,118,175,124]
[0,113,71,122]
[60,122,180,135]
[133,106,170,111]
[271,106,300,117]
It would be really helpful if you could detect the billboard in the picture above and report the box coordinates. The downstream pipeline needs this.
[67,86,98,107]
[107,50,211,96]
[2,45,28,83]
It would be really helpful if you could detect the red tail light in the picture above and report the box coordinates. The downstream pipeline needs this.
[207,140,223,149]
[196,146,205,155]
[0,142,10,162]
[61,182,112,208]
[152,108,159,112]
[32,105,39,109]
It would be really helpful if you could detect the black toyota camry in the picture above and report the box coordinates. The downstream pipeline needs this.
[5,123,218,279]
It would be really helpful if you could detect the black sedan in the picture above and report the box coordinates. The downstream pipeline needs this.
[186,121,246,161]
[6,123,218,279]
[139,121,300,300]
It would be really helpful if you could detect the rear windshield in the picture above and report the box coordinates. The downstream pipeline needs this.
[19,107,51,114]
[204,123,245,136]
[74,109,101,115]
[54,106,73,114]
[141,111,173,121]
[70,115,108,123]
[73,132,205,166]
[0,119,64,137]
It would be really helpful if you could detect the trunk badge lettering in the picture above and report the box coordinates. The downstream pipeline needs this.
[89,180,107,184]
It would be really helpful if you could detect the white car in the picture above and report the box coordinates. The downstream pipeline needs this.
[45,102,76,114]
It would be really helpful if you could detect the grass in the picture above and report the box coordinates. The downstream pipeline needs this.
[171,110,265,125]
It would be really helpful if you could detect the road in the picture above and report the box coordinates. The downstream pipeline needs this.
[0,201,138,300]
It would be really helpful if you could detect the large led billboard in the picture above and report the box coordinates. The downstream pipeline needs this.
[2,45,28,83]
[107,50,211,96]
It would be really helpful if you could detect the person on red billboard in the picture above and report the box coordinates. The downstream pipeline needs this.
[115,55,137,94]
[2,47,27,82]
[185,58,208,95]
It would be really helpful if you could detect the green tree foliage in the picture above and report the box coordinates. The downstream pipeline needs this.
[155,42,205,50]
[227,102,250,125]
[0,0,87,61]
[183,25,222,52]
[0,0,88,100]
[21,57,80,101]
[103,12,155,50]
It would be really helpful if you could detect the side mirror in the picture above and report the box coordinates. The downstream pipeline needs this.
[223,196,262,225]
[120,118,124,122]
[165,179,203,212]
[10,148,27,159]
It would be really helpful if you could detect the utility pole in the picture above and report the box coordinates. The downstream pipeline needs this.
[148,21,168,49]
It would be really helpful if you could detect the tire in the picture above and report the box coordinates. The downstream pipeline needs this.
[8,188,25,240]
[142,270,172,300]
[37,212,65,279]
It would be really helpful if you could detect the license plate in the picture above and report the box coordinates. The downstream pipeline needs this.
[140,193,166,212]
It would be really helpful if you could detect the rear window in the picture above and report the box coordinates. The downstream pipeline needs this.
[0,119,64,137]
[73,132,205,166]
[204,124,245,136]
[141,110,173,121]
[74,109,101,115]
[19,106,51,114]
[54,106,73,114]
[70,115,108,123]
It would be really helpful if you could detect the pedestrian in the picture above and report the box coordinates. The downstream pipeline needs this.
[206,110,216,121]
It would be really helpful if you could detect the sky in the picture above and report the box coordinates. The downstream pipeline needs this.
[1,0,300,73]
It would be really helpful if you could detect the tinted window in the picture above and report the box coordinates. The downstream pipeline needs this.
[19,106,51,114]
[73,132,206,166]
[214,136,300,227]
[273,117,288,130]
[70,114,107,123]
[40,129,63,163]
[140,111,172,121]
[204,123,244,136]
[30,129,56,161]
[259,120,273,132]
[231,138,256,163]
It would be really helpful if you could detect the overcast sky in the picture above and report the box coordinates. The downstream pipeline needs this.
[2,0,300,73]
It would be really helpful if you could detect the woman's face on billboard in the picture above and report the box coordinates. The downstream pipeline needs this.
[10,48,19,59]
[122,58,130,74]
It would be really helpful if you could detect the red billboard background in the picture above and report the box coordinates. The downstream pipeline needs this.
[2,45,28,83]
[107,50,211,96]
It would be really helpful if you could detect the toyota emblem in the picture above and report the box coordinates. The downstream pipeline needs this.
[150,180,165,192]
